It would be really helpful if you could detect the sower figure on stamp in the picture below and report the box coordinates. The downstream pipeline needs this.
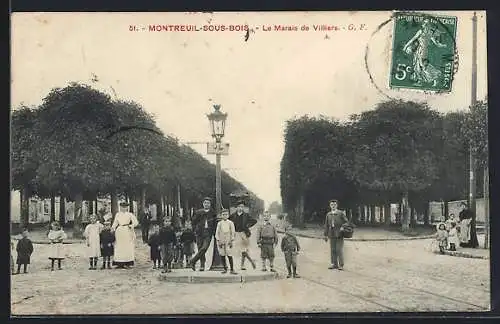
[324,199,349,270]
[257,211,278,272]
[229,200,257,270]
[188,197,217,271]
[216,209,237,274]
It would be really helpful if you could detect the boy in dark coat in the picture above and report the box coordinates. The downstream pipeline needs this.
[281,223,301,278]
[159,218,177,273]
[99,221,115,269]
[15,229,34,274]
[148,224,162,269]
[180,221,196,266]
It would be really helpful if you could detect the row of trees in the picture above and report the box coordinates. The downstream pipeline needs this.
[280,99,488,232]
[12,83,264,237]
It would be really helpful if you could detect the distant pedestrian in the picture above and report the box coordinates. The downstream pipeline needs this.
[215,209,237,274]
[281,223,300,278]
[180,221,196,267]
[141,206,152,243]
[436,223,448,254]
[323,199,349,270]
[229,201,257,270]
[111,202,139,269]
[47,221,67,271]
[100,220,115,269]
[84,214,104,270]
[188,197,217,271]
[257,211,278,272]
[15,229,34,274]
[147,224,162,269]
[159,218,176,273]
[448,222,459,251]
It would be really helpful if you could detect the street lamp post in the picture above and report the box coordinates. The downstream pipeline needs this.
[207,104,228,271]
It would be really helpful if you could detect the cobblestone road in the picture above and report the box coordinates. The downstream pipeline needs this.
[11,227,490,314]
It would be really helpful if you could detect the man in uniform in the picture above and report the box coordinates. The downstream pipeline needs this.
[323,199,349,270]
[229,201,257,270]
[188,197,217,271]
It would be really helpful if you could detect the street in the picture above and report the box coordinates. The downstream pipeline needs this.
[11,227,490,314]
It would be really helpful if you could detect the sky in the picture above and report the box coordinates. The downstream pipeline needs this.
[11,11,488,208]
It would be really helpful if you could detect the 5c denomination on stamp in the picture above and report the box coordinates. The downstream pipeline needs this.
[389,12,457,92]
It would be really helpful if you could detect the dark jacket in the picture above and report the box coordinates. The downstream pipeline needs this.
[180,229,196,244]
[148,233,162,260]
[229,212,257,235]
[159,226,177,245]
[192,208,217,237]
[324,209,349,238]
[100,229,115,256]
[281,233,300,253]
[16,237,34,264]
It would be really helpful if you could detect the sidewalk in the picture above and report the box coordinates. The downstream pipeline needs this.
[11,228,143,244]
[274,221,435,241]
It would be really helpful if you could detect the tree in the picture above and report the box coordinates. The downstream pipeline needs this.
[268,201,282,215]
[346,100,444,232]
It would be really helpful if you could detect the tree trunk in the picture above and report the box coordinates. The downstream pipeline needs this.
[297,194,305,228]
[138,187,146,223]
[159,195,165,224]
[384,203,391,226]
[360,206,365,225]
[484,165,489,249]
[50,194,56,223]
[59,196,66,226]
[401,191,410,232]
[129,194,134,213]
[370,205,376,225]
[424,203,430,226]
[73,192,84,239]
[20,188,30,229]
[95,200,98,215]
[410,207,416,228]
[111,191,119,219]
[443,200,449,222]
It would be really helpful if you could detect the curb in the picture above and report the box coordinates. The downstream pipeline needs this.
[276,230,435,241]
[158,271,279,284]
[11,237,84,245]
[434,250,489,260]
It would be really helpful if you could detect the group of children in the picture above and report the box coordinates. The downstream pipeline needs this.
[12,210,303,280]
[146,217,197,273]
[436,214,460,254]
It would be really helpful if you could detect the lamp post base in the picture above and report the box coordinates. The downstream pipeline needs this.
[209,236,225,271]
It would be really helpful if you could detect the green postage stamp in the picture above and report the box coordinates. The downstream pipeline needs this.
[389,12,457,92]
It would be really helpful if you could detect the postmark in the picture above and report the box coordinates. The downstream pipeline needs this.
[389,12,457,92]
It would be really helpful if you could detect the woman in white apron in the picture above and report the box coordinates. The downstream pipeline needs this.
[111,202,139,268]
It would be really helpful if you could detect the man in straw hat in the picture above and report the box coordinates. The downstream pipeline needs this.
[111,201,139,269]
[187,197,217,271]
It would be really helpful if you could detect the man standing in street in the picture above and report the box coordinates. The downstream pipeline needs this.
[324,199,349,270]
[229,201,257,270]
[188,197,217,271]
[141,206,152,244]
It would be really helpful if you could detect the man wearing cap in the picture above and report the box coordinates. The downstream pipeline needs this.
[187,197,217,271]
[111,201,139,269]
[323,199,349,270]
[229,201,257,270]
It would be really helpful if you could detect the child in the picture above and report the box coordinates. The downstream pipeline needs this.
[257,211,278,272]
[147,224,162,269]
[100,220,115,269]
[15,229,34,274]
[215,209,237,274]
[174,228,183,268]
[281,223,301,278]
[180,221,196,267]
[84,214,103,270]
[436,222,448,254]
[448,222,459,251]
[47,221,67,271]
[159,218,176,273]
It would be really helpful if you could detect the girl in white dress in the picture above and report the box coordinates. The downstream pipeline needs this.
[84,214,104,270]
[111,202,139,268]
[47,222,67,271]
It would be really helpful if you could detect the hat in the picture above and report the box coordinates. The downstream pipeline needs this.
[119,201,130,207]
[202,197,212,202]
[221,208,229,213]
[328,199,338,204]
